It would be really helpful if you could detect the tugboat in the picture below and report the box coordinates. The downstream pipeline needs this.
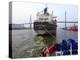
[34,7,57,36]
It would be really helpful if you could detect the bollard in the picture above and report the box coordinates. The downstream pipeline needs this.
[61,40,70,55]
[68,39,78,55]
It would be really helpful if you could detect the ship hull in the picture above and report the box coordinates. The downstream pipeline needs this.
[35,30,56,36]
[34,22,57,36]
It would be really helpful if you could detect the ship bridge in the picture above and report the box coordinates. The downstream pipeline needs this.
[36,7,57,21]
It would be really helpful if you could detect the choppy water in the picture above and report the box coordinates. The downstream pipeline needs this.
[11,29,78,58]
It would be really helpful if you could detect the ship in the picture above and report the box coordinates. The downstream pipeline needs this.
[67,24,78,32]
[62,24,78,32]
[34,7,57,36]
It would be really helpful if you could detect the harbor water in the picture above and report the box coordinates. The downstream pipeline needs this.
[11,28,78,58]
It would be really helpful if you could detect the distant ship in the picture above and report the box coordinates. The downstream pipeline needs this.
[67,24,78,32]
[34,7,57,36]
[62,24,78,32]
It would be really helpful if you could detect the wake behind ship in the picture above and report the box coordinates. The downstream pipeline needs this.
[34,7,57,36]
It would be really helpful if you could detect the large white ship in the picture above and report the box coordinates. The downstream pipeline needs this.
[34,7,57,36]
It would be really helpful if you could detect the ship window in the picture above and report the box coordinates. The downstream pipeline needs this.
[39,18,48,20]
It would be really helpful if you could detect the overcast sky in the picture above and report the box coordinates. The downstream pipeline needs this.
[12,2,78,24]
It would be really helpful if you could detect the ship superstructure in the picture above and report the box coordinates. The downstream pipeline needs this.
[34,7,57,36]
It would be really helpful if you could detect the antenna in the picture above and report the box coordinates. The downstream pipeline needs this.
[45,3,47,8]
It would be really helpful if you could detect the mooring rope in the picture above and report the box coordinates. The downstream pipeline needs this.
[40,22,56,40]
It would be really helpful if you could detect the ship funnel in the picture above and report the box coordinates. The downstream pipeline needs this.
[44,7,47,14]
[44,7,49,15]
